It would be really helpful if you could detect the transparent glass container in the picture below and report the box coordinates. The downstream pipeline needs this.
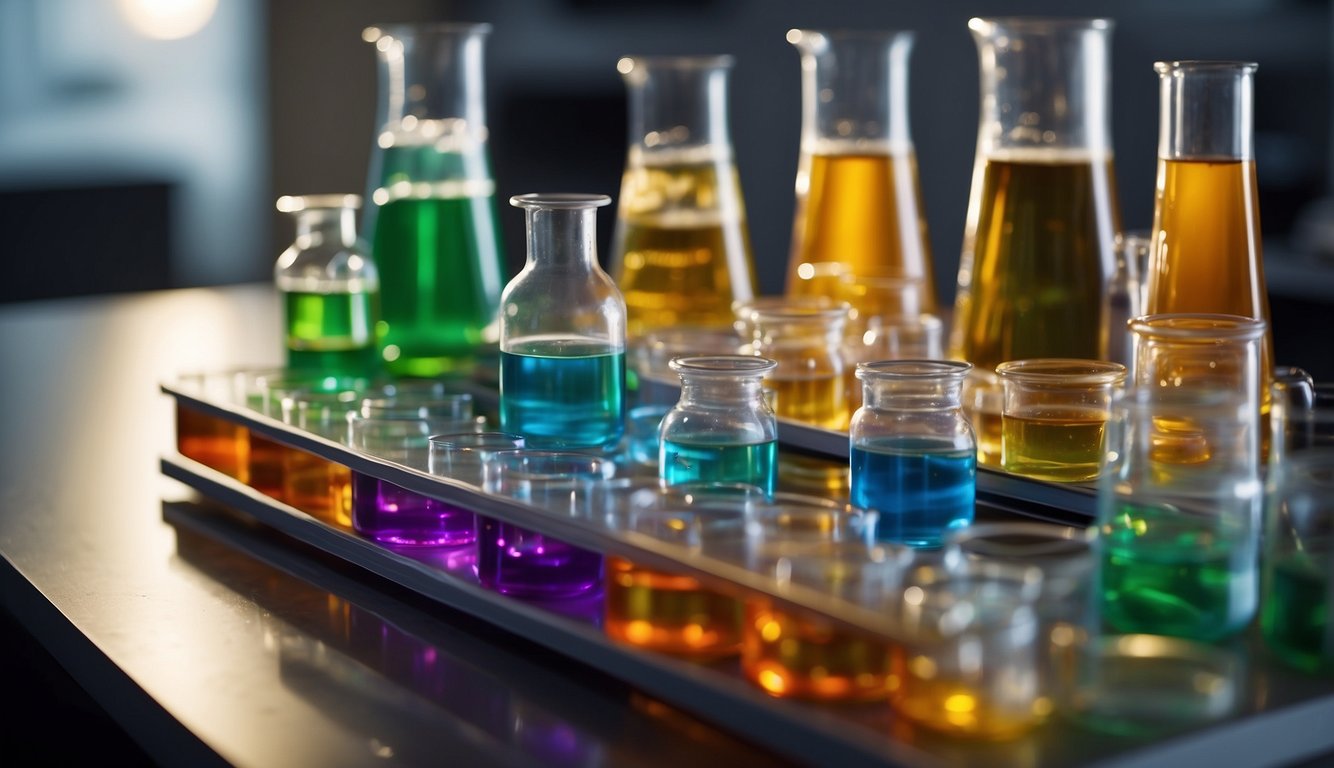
[850,361,975,548]
[783,29,935,311]
[611,56,756,338]
[362,23,505,376]
[499,194,627,451]
[275,194,380,379]
[996,359,1126,483]
[743,301,850,430]
[1145,62,1272,400]
[950,18,1120,371]
[659,355,779,495]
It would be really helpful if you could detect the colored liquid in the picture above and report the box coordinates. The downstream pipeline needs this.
[176,403,247,480]
[613,157,755,336]
[778,453,850,497]
[1262,551,1333,673]
[787,148,936,310]
[246,432,289,502]
[604,557,742,658]
[742,599,892,701]
[971,408,1003,469]
[1101,502,1256,641]
[1001,407,1108,483]
[500,338,625,450]
[283,450,352,528]
[370,157,504,376]
[951,152,1118,370]
[850,440,975,548]
[475,516,602,598]
[891,647,1044,739]
[660,439,777,496]
[767,373,847,430]
[350,473,475,547]
[284,290,379,378]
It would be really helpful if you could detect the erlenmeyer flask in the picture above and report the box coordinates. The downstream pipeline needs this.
[950,18,1121,371]
[784,29,935,311]
[611,56,756,338]
[362,24,505,377]
[1145,61,1272,388]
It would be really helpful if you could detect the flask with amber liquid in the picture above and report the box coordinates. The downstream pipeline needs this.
[784,29,936,309]
[950,18,1121,372]
[611,56,756,338]
[1145,61,1272,396]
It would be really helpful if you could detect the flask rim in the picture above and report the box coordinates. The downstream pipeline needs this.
[1128,313,1267,341]
[944,521,1094,561]
[363,22,492,43]
[483,448,618,481]
[510,193,612,210]
[1154,60,1258,75]
[968,16,1113,34]
[785,28,916,44]
[670,354,777,378]
[616,54,734,73]
[995,358,1126,385]
[856,359,970,381]
[747,302,851,324]
[276,194,361,213]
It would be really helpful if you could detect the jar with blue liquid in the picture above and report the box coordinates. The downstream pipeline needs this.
[499,194,627,450]
[850,360,976,548]
[659,355,779,495]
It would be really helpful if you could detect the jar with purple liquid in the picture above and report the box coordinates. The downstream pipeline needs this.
[479,450,613,598]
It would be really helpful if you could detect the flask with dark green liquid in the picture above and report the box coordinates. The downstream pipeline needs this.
[362,23,505,377]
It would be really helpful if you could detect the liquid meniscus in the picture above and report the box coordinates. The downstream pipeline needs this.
[500,337,626,450]
[660,439,777,495]
[850,438,975,548]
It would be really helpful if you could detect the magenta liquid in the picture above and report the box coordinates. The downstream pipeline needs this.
[474,516,603,598]
[351,473,475,547]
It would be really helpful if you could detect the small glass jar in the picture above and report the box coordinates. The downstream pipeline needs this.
[281,388,363,526]
[740,301,850,429]
[659,355,779,495]
[850,360,975,548]
[996,358,1126,483]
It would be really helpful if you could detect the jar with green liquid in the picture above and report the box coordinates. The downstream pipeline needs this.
[362,23,505,376]
[274,194,380,379]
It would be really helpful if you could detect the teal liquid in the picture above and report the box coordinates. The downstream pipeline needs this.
[369,148,504,377]
[660,439,777,495]
[500,338,625,450]
[1100,502,1256,641]
[284,290,379,378]
[1262,552,1333,673]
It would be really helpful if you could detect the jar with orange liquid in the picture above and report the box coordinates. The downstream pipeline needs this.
[741,301,850,430]
[1145,61,1272,404]
[783,29,935,311]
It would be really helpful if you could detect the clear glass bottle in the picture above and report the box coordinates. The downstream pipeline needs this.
[784,29,935,311]
[950,18,1120,371]
[362,23,505,377]
[659,355,779,495]
[1145,61,1272,397]
[850,361,975,548]
[743,301,850,430]
[611,56,756,338]
[499,194,627,451]
[275,195,380,379]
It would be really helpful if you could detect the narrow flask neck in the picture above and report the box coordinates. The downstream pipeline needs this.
[789,30,914,149]
[970,18,1113,152]
[1156,62,1255,161]
[524,207,601,271]
[368,25,489,139]
[864,377,965,411]
[292,207,358,248]
[621,57,733,158]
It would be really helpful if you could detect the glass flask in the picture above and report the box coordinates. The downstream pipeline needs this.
[1097,387,1262,641]
[499,194,627,451]
[850,361,975,548]
[659,355,779,495]
[1145,63,1271,388]
[783,29,935,311]
[742,301,849,430]
[950,18,1120,371]
[362,23,505,377]
[611,56,756,338]
[996,359,1126,483]
[275,195,380,379]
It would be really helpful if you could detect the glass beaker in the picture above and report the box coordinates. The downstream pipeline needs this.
[611,56,756,338]
[499,194,627,451]
[950,18,1120,371]
[843,313,945,412]
[1262,385,1334,674]
[275,194,380,379]
[996,359,1126,483]
[1145,62,1272,395]
[742,301,849,430]
[964,370,1004,469]
[783,29,935,312]
[281,388,363,527]
[362,23,505,377]
[1097,388,1262,641]
[850,360,976,548]
[659,355,779,494]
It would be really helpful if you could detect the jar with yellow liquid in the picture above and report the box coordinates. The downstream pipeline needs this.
[950,18,1120,371]
[741,301,850,430]
[611,56,756,338]
[1145,61,1272,400]
[784,29,935,310]
[996,359,1126,483]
